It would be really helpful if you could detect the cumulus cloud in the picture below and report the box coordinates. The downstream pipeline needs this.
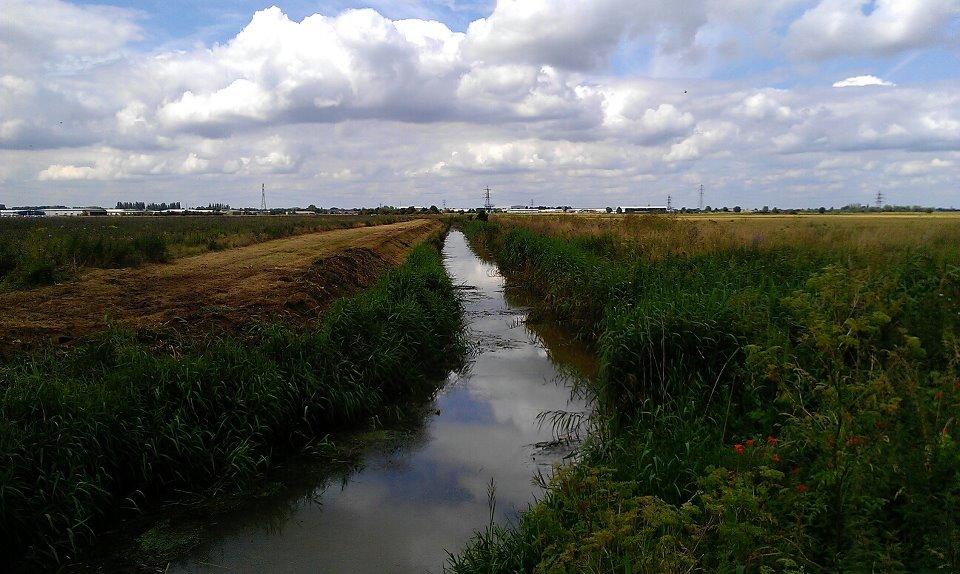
[3,0,960,209]
[833,75,896,88]
[787,0,960,60]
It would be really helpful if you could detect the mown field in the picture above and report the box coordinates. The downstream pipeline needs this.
[452,214,960,573]
[0,226,466,568]
[0,215,409,291]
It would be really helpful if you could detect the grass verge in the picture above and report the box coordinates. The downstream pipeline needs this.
[0,240,465,568]
[451,216,960,573]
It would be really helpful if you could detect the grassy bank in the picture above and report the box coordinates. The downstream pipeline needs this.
[0,241,465,568]
[0,215,407,291]
[452,215,960,573]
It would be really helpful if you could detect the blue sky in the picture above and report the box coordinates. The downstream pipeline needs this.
[2,0,959,208]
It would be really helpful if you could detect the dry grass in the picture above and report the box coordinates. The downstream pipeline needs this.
[491,213,960,262]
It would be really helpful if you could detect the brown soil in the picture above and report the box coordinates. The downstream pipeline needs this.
[0,219,442,352]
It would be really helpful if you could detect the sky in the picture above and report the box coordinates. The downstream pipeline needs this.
[1,0,958,209]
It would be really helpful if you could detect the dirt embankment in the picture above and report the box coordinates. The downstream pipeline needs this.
[0,219,443,351]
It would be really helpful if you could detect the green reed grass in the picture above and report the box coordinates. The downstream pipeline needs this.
[0,242,465,568]
[451,216,960,573]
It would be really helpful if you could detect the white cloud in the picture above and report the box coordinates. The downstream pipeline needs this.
[788,0,960,60]
[0,0,142,72]
[463,0,721,70]
[890,158,954,176]
[3,1,960,209]
[833,75,896,88]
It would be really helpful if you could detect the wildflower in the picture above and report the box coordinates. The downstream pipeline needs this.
[849,436,862,447]
[772,454,781,463]
[796,484,809,494]
[935,391,944,401]
[745,438,755,447]
[734,444,745,455]
[766,435,778,447]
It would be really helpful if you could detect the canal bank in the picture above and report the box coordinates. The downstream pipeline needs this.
[133,230,593,573]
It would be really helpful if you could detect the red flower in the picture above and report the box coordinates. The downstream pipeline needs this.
[734,444,745,455]
[849,436,862,447]
[745,438,755,447]
[766,436,778,447]
[935,391,944,401]
[796,484,809,494]
[772,454,781,463]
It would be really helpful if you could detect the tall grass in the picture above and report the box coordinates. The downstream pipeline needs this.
[0,242,465,568]
[451,215,960,572]
[0,215,408,290]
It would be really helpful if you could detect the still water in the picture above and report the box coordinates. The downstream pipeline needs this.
[170,231,591,573]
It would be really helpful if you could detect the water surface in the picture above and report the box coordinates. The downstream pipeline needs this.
[170,231,590,573]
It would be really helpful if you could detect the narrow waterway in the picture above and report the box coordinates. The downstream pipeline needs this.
[169,230,592,573]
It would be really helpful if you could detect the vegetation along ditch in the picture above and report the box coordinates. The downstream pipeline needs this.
[450,215,960,573]
[0,235,466,569]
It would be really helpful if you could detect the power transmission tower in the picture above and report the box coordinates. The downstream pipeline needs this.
[261,183,267,212]
[484,186,493,211]
[698,184,704,210]
[442,199,446,212]
[875,190,884,210]
[667,194,672,212]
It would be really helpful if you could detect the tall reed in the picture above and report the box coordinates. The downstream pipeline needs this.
[0,242,465,568]
[451,215,960,572]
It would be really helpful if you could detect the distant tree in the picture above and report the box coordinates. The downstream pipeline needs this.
[762,205,770,213]
[476,210,488,221]
[818,206,826,214]
[116,201,146,210]
[0,204,5,210]
[772,207,781,214]
[616,207,623,214]
[429,205,440,214]
[733,206,741,213]
[307,204,318,211]
[722,206,729,212]
[605,207,613,213]
[704,205,712,212]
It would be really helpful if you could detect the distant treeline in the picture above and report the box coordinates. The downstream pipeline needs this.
[116,202,182,210]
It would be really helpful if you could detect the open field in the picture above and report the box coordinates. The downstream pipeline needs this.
[452,214,960,572]
[0,214,412,292]
[0,218,441,352]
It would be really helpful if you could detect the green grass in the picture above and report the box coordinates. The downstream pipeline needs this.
[0,242,465,568]
[0,215,408,291]
[451,216,960,573]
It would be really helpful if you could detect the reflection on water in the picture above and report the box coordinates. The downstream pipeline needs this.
[170,231,590,573]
